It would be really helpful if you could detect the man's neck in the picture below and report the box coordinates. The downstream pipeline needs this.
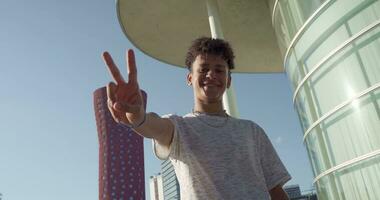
[193,100,225,115]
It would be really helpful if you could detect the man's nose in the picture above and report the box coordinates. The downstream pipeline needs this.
[206,70,216,78]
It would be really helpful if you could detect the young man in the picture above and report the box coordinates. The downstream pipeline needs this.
[103,37,291,200]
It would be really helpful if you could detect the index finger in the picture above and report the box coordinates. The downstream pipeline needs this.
[102,51,125,84]
[127,49,138,83]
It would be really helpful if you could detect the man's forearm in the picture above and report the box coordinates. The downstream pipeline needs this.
[132,112,174,148]
[132,112,163,137]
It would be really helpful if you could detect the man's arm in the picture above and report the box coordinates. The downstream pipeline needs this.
[134,112,174,149]
[269,185,289,200]
[102,50,174,150]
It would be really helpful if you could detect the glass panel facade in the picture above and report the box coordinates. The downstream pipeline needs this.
[292,0,380,87]
[272,0,380,199]
[273,0,327,56]
[306,89,380,176]
[268,0,277,18]
[296,24,380,131]
[317,155,380,200]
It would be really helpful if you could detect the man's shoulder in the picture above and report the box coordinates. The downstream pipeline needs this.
[160,113,194,126]
[161,113,184,119]
[232,117,263,129]
[161,113,194,117]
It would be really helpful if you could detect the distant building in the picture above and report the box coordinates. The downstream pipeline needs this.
[284,185,302,199]
[150,173,164,200]
[284,185,318,200]
[94,87,147,200]
[161,160,180,200]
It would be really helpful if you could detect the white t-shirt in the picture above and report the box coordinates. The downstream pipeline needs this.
[153,113,291,200]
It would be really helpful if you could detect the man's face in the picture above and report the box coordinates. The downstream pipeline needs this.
[187,54,231,104]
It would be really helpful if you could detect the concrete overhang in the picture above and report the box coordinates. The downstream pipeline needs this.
[117,0,283,73]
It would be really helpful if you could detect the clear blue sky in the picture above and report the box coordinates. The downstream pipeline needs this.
[0,0,314,199]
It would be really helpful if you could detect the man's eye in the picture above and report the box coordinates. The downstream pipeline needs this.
[200,68,208,73]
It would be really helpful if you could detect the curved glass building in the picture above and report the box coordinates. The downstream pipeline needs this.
[270,0,380,199]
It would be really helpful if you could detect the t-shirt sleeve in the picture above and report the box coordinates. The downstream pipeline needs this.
[152,114,180,160]
[257,126,291,190]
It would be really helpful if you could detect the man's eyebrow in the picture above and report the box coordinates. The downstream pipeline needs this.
[200,63,209,67]
[200,63,226,68]
[215,64,226,68]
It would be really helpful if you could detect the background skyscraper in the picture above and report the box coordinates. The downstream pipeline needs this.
[94,87,147,200]
[161,160,180,200]
[284,184,302,199]
[149,160,181,200]
[284,184,318,200]
[149,173,164,200]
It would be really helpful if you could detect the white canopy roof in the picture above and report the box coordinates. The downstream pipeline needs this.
[117,0,283,73]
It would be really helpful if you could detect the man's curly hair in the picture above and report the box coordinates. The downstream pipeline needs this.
[185,37,235,71]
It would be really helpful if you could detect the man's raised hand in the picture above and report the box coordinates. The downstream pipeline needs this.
[102,49,145,126]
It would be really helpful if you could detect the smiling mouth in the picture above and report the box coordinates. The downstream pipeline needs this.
[203,84,217,87]
[202,81,220,87]
[202,84,222,92]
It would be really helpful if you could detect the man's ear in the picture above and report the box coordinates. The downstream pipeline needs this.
[227,72,231,88]
[187,72,192,86]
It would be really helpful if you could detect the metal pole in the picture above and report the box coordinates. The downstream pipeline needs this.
[206,0,239,117]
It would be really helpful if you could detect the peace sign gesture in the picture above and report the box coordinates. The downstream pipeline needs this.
[103,49,145,127]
